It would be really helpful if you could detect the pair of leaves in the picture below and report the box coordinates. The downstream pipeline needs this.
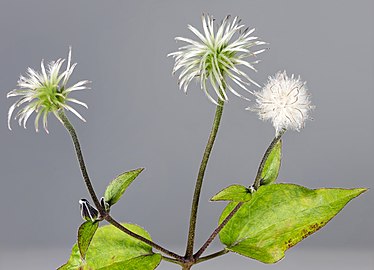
[212,136,366,264]
[60,223,161,270]
[75,168,145,263]
[218,183,366,264]
[212,140,282,202]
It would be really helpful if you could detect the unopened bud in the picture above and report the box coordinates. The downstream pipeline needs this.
[79,199,99,222]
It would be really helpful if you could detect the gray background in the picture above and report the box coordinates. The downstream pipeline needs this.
[0,0,373,269]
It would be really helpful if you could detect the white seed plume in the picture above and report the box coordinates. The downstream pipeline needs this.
[249,71,314,135]
[168,14,266,104]
[7,47,90,133]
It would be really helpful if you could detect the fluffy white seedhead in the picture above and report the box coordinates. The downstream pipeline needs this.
[249,71,314,135]
[168,14,266,104]
[7,47,90,133]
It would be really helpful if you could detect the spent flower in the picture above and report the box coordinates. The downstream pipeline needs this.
[168,14,266,104]
[249,71,314,135]
[7,47,90,133]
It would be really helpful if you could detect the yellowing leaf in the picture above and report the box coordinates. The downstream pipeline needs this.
[219,184,366,264]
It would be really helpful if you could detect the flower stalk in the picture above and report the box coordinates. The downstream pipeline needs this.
[58,110,102,211]
[185,98,224,258]
[58,110,185,262]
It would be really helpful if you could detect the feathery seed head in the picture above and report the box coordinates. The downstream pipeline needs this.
[249,71,314,135]
[168,14,266,104]
[7,47,90,133]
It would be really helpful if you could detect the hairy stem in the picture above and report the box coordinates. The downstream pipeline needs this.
[194,202,242,259]
[185,99,225,258]
[196,249,229,264]
[58,110,184,262]
[105,215,184,261]
[253,129,286,190]
[58,110,102,211]
[194,129,287,260]
[162,255,183,265]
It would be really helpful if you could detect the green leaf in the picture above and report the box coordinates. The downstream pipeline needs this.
[59,223,161,270]
[219,184,366,264]
[211,185,252,202]
[98,254,162,270]
[78,221,99,260]
[104,168,144,206]
[260,140,282,186]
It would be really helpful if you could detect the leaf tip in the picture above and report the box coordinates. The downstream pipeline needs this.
[132,167,145,176]
[341,187,368,199]
[354,187,368,196]
[210,195,219,201]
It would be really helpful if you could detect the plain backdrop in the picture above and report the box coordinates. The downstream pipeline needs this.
[0,0,373,269]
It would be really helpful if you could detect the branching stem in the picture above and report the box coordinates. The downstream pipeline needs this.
[58,110,184,262]
[105,215,184,261]
[194,202,242,260]
[162,255,183,265]
[196,249,229,264]
[194,129,287,261]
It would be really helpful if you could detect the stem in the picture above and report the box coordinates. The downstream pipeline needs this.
[194,129,287,259]
[105,215,185,261]
[185,99,225,258]
[58,110,102,211]
[194,202,242,259]
[196,249,228,264]
[58,110,184,262]
[162,255,183,265]
[253,129,286,190]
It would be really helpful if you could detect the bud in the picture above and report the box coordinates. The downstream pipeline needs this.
[79,199,99,222]
[100,197,110,212]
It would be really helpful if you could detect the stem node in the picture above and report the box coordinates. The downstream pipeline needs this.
[59,110,184,262]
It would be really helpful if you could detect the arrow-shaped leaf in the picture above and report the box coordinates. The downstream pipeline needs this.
[219,183,366,264]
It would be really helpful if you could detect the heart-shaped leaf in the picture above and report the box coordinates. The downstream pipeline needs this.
[59,223,161,270]
[104,168,144,206]
[211,185,252,202]
[219,184,366,264]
